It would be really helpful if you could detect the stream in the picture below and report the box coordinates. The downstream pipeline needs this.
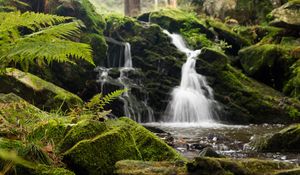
[144,122,300,164]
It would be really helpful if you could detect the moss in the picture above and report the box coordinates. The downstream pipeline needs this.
[269,0,300,28]
[0,68,83,111]
[187,157,295,175]
[115,160,187,175]
[259,124,300,152]
[34,165,75,175]
[111,118,184,161]
[63,127,142,175]
[58,119,107,152]
[239,44,295,90]
[205,19,251,54]
[27,119,70,147]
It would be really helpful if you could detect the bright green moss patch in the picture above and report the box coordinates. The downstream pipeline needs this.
[58,119,107,152]
[63,127,142,175]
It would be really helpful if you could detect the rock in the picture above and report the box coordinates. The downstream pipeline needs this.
[275,168,300,175]
[205,19,251,54]
[202,0,286,25]
[259,124,300,152]
[198,147,225,158]
[187,157,296,175]
[115,160,186,175]
[27,119,71,146]
[61,118,183,174]
[239,44,293,90]
[269,0,300,29]
[34,165,75,175]
[0,93,50,137]
[0,68,83,110]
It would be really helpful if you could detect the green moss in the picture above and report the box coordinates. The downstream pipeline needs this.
[63,127,142,175]
[34,165,75,175]
[27,119,70,147]
[206,19,251,53]
[115,160,187,175]
[112,118,184,161]
[260,124,300,152]
[58,119,107,152]
[187,157,295,175]
[239,44,295,90]
[0,68,83,110]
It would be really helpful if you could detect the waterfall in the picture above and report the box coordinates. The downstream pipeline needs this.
[96,38,154,123]
[163,30,218,123]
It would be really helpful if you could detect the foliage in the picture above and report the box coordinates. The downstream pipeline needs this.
[0,11,94,71]
[68,89,126,119]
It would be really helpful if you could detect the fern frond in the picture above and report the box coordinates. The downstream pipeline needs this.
[0,36,94,66]
[25,20,85,40]
[100,89,127,108]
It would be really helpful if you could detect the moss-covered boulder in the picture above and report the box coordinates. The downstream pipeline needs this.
[0,68,83,110]
[202,0,286,25]
[187,157,295,175]
[0,93,51,138]
[61,118,183,175]
[259,124,300,152]
[268,0,300,29]
[239,44,295,90]
[115,160,186,175]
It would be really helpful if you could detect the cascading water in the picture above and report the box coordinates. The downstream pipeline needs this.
[163,30,218,123]
[96,38,154,123]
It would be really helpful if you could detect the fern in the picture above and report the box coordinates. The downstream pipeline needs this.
[0,11,94,69]
[69,89,127,119]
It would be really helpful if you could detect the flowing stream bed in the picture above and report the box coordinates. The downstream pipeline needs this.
[144,122,300,164]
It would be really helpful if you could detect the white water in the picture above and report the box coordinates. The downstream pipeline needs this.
[163,30,217,123]
[97,38,154,123]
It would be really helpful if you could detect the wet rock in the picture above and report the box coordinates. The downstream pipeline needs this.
[269,0,300,29]
[259,124,300,152]
[198,147,225,158]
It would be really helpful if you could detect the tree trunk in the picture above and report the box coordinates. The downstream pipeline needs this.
[168,0,177,8]
[125,0,141,16]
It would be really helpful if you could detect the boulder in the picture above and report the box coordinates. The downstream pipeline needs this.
[198,147,225,158]
[0,68,83,110]
[61,118,183,174]
[269,0,300,29]
[187,157,295,175]
[115,160,186,175]
[239,44,293,90]
[202,0,286,25]
[259,124,300,152]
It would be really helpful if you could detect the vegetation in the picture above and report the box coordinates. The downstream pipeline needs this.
[0,0,300,174]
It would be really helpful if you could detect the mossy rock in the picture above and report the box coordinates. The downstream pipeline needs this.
[27,119,71,147]
[34,165,75,175]
[62,127,142,175]
[0,68,83,111]
[115,160,187,175]
[268,0,300,29]
[61,118,183,175]
[58,119,108,152]
[108,118,183,161]
[205,19,251,54]
[0,93,50,136]
[259,124,300,152]
[187,157,295,175]
[239,44,295,90]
